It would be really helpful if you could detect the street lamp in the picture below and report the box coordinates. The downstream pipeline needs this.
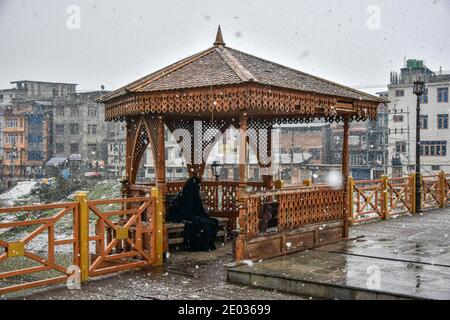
[210,160,224,181]
[413,79,425,212]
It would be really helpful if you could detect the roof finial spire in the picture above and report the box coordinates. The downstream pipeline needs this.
[213,25,225,46]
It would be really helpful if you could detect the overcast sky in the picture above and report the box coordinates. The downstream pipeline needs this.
[0,0,449,94]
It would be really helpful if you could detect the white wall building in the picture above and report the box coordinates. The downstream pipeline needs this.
[388,60,450,175]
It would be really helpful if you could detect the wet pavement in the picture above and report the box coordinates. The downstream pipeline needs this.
[11,244,304,300]
[7,207,450,300]
[228,207,450,300]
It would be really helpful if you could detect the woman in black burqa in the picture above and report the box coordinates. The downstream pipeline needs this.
[166,176,218,251]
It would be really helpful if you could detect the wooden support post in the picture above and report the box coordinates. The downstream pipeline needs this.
[381,175,389,219]
[156,117,166,214]
[235,191,249,261]
[410,173,416,213]
[238,114,248,201]
[439,171,446,208]
[156,117,166,186]
[348,176,354,226]
[341,117,350,238]
[151,187,164,266]
[125,120,134,184]
[76,191,89,283]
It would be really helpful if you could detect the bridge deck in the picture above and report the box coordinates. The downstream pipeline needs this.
[228,207,450,300]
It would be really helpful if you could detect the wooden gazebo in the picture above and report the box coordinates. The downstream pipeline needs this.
[98,27,386,261]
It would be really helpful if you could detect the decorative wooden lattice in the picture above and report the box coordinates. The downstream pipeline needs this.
[243,186,344,238]
[105,85,379,121]
[277,187,344,231]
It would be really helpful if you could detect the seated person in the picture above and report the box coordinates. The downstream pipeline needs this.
[166,176,218,251]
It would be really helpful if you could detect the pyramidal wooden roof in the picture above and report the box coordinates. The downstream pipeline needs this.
[98,27,385,105]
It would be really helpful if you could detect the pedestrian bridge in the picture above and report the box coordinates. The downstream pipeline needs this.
[1,172,449,298]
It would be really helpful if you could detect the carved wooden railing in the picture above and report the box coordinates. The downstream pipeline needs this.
[129,180,267,228]
[241,185,344,238]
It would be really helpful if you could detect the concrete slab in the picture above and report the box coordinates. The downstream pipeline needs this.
[228,207,450,300]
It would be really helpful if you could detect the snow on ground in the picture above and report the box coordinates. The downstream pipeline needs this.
[0,180,38,206]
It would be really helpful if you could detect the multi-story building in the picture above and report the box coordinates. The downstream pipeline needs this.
[388,60,450,175]
[10,80,76,99]
[106,121,126,178]
[0,88,18,169]
[52,91,108,168]
[328,107,389,180]
[0,81,76,177]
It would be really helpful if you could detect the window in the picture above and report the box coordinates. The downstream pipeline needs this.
[147,168,155,174]
[70,124,79,135]
[393,115,404,122]
[420,88,428,104]
[88,106,98,117]
[6,152,17,161]
[395,141,407,154]
[70,106,79,117]
[87,124,97,135]
[6,134,19,144]
[420,141,447,156]
[6,118,18,128]
[395,90,404,97]
[88,144,97,154]
[437,88,448,103]
[28,151,43,161]
[438,114,449,129]
[176,168,183,173]
[70,143,79,154]
[349,136,360,146]
[56,143,65,154]
[431,165,441,171]
[56,108,65,117]
[56,124,65,135]
[420,115,428,129]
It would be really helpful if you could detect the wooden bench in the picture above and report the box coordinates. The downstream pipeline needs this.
[165,217,229,251]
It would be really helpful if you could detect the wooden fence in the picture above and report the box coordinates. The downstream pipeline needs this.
[349,172,449,224]
[0,188,163,295]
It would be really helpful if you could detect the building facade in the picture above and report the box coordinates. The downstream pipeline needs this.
[388,60,450,175]
[328,106,389,181]
[0,81,76,177]
[1,81,111,177]
[52,91,108,168]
